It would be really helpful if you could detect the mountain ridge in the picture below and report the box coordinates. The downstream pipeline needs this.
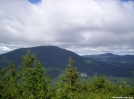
[0,46,134,78]
[82,53,134,62]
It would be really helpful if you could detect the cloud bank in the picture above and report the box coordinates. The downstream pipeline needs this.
[0,0,134,55]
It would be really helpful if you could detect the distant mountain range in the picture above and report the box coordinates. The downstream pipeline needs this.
[0,46,134,78]
[82,53,134,62]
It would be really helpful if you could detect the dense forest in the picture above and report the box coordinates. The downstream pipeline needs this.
[0,51,134,99]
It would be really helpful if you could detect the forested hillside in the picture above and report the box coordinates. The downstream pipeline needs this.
[0,51,134,99]
[0,46,134,78]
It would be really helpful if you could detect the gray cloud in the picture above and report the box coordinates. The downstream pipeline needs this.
[0,0,134,55]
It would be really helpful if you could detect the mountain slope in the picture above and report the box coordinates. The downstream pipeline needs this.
[83,53,134,78]
[0,46,134,78]
[83,53,134,62]
[0,46,90,78]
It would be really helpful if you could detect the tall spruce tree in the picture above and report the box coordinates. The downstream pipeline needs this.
[61,57,79,92]
[18,51,51,99]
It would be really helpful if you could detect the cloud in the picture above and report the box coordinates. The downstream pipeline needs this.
[66,44,134,55]
[0,46,11,51]
[0,46,11,54]
[0,0,134,55]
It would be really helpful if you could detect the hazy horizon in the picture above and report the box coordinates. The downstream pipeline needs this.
[0,45,134,56]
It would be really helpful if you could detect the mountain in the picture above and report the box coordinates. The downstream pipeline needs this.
[82,53,134,62]
[0,46,134,78]
[82,53,134,78]
[0,46,91,78]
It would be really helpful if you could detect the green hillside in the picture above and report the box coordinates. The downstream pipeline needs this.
[0,46,134,78]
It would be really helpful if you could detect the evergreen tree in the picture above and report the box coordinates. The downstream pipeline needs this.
[88,76,115,94]
[18,50,51,99]
[0,62,20,99]
[80,79,88,92]
[60,57,80,92]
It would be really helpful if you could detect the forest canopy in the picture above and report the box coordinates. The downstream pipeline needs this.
[0,51,134,99]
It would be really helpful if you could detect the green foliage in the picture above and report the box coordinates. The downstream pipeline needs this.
[18,51,50,99]
[0,51,51,99]
[0,62,20,99]
[79,79,88,92]
[117,81,134,97]
[88,76,116,94]
[84,60,98,65]
[60,57,80,92]
[0,51,134,99]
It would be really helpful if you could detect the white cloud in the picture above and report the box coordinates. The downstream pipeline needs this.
[0,46,11,54]
[0,0,134,55]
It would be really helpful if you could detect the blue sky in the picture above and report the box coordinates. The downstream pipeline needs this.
[28,0,133,4]
[28,0,41,4]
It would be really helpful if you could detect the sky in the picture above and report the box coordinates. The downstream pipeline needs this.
[28,0,41,4]
[0,0,134,55]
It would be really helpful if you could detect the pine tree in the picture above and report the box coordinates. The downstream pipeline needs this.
[18,50,51,99]
[61,57,80,92]
[0,62,20,99]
